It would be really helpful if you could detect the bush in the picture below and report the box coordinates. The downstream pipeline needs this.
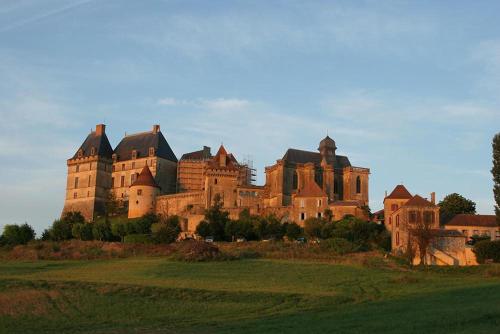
[196,221,212,239]
[473,240,500,264]
[1,223,35,246]
[321,238,360,255]
[92,220,114,241]
[123,234,153,244]
[72,223,94,241]
[304,218,323,239]
[285,222,302,240]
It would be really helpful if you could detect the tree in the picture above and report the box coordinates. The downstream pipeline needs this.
[285,222,302,240]
[151,215,181,244]
[111,222,128,242]
[493,133,500,223]
[304,218,324,239]
[92,220,113,241]
[72,223,93,241]
[438,193,476,224]
[204,194,230,241]
[104,190,121,218]
[1,223,35,246]
[323,208,334,223]
[196,220,212,238]
[410,215,435,266]
[49,211,86,241]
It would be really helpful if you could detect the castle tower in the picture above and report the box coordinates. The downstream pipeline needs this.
[204,145,240,208]
[128,165,160,218]
[62,124,114,221]
[319,135,336,165]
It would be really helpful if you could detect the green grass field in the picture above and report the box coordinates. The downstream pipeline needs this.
[1,256,500,333]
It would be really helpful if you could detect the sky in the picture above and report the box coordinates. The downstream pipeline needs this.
[0,0,499,235]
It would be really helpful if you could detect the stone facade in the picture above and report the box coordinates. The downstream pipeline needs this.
[63,126,370,232]
[62,124,177,221]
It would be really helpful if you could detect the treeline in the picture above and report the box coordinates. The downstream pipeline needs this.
[196,196,391,252]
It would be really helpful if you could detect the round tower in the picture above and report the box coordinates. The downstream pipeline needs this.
[128,165,160,218]
[318,135,336,165]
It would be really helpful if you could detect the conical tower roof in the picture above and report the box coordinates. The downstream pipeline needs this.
[130,165,160,188]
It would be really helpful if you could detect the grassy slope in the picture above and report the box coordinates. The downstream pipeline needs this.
[0,258,499,333]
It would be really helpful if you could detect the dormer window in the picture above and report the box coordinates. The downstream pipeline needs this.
[132,150,137,160]
[90,147,96,156]
[149,147,155,157]
[77,149,83,158]
[112,153,117,162]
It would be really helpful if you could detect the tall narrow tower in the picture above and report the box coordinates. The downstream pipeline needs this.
[62,124,114,221]
[319,136,336,202]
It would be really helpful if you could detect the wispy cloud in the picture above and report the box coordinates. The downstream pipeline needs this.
[157,97,250,110]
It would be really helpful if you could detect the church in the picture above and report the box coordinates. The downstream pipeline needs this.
[62,124,370,234]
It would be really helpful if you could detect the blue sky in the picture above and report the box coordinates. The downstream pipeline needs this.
[1,0,499,234]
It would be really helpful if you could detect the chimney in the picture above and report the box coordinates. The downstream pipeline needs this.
[152,124,160,134]
[431,192,436,205]
[96,124,105,136]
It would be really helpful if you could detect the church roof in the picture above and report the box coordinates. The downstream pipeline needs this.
[403,195,435,207]
[282,149,351,168]
[295,181,327,198]
[71,130,114,160]
[130,165,159,188]
[445,214,498,228]
[114,129,177,162]
[385,185,412,200]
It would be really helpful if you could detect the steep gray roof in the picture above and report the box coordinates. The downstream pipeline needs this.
[71,131,113,160]
[180,146,212,161]
[114,131,177,162]
[282,149,351,168]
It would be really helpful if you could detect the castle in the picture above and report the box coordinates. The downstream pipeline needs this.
[62,124,370,233]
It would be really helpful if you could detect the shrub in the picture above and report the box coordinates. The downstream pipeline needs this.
[72,223,94,241]
[321,238,359,255]
[1,223,35,246]
[473,240,500,264]
[123,234,153,244]
[196,220,212,238]
[173,241,221,262]
[92,220,114,241]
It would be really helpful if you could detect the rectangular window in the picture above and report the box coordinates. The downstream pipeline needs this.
[396,232,400,246]
[318,199,322,207]
[423,211,434,224]
[137,189,142,196]
[73,192,77,199]
[112,165,116,172]
[120,176,125,187]
[76,165,79,173]
[409,211,417,223]
[317,212,322,218]
[300,200,305,208]
[74,177,79,189]
[131,174,136,184]
[88,175,91,187]
[300,212,305,221]
[111,177,114,187]
[122,164,125,171]
[396,215,399,227]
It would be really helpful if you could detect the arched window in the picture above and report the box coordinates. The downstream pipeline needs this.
[292,171,298,190]
[356,176,361,194]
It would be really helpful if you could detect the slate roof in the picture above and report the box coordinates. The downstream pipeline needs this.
[403,195,435,207]
[385,185,412,200]
[71,131,114,160]
[445,214,498,228]
[295,181,327,198]
[114,131,177,162]
[130,165,159,188]
[282,149,351,168]
[180,146,212,161]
